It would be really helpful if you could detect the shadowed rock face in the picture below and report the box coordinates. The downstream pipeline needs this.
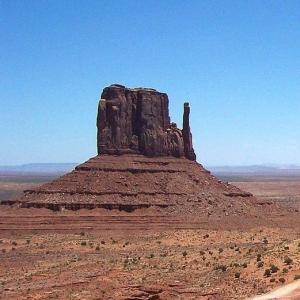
[97,84,196,160]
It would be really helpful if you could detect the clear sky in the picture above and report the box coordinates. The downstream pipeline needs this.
[1,0,299,166]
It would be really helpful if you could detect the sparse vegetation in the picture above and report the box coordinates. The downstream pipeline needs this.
[263,238,268,244]
[264,269,271,277]
[282,267,288,273]
[215,264,227,272]
[279,277,286,284]
[256,254,262,262]
[284,256,293,265]
[257,261,264,268]
[270,264,279,273]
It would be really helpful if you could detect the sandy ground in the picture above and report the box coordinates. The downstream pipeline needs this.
[1,226,300,299]
[0,176,300,299]
[250,280,300,299]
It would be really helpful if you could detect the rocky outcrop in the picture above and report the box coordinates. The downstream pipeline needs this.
[3,84,259,214]
[13,154,254,212]
[97,84,196,160]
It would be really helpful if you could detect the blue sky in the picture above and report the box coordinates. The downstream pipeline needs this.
[1,0,299,166]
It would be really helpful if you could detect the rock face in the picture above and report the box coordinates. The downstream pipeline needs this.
[97,84,196,160]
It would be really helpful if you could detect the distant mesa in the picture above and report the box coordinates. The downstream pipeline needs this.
[97,84,196,160]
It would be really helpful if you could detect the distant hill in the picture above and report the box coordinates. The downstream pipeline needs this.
[1,163,300,176]
[0,163,77,174]
[208,165,300,176]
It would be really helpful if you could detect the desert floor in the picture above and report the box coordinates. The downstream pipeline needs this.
[0,172,300,300]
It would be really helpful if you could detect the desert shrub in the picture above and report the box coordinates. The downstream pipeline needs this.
[26,239,30,244]
[203,234,209,239]
[150,253,154,258]
[182,251,187,258]
[270,264,279,273]
[80,232,85,236]
[257,254,262,262]
[257,261,264,268]
[294,275,300,280]
[101,240,105,245]
[218,248,223,253]
[284,246,289,250]
[95,246,100,251]
[264,269,271,277]
[235,272,240,279]
[12,241,17,246]
[284,257,293,265]
[200,250,205,255]
[215,264,227,272]
[11,247,15,251]
[235,247,240,252]
[263,238,268,244]
[270,278,275,282]
[80,241,87,246]
[283,268,288,273]
[242,263,248,268]
[279,277,285,284]
[233,262,239,267]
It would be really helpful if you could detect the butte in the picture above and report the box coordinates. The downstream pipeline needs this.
[6,84,272,226]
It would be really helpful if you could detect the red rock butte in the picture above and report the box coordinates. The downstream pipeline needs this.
[7,84,261,217]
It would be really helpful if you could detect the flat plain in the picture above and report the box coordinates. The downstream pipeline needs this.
[0,170,300,299]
